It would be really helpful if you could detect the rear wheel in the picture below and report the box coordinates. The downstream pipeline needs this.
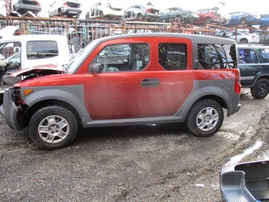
[204,17,211,24]
[137,13,142,21]
[240,38,248,44]
[251,78,269,99]
[186,99,224,137]
[58,8,63,16]
[240,18,246,25]
[29,106,78,150]
[99,11,104,18]
[176,15,183,22]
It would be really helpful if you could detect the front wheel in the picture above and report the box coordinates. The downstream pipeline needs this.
[29,106,78,150]
[251,78,269,99]
[186,99,224,137]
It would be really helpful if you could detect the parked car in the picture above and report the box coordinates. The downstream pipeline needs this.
[238,44,269,99]
[259,32,269,44]
[195,7,222,24]
[221,11,260,26]
[49,0,82,18]
[87,1,123,19]
[0,33,241,149]
[158,7,199,23]
[220,159,269,202]
[221,31,260,44]
[122,4,160,21]
[13,0,42,15]
[260,14,269,28]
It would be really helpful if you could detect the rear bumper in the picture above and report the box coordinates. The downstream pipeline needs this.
[61,7,82,15]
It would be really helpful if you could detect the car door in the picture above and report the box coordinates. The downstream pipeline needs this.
[152,37,193,116]
[238,48,261,86]
[83,38,157,120]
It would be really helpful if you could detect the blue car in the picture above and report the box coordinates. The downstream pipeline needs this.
[221,11,260,26]
[260,14,269,28]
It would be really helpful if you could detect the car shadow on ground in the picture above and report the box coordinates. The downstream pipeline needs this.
[73,122,189,146]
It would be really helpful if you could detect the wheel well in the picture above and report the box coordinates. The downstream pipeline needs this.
[253,75,269,86]
[190,95,227,111]
[240,38,248,42]
[22,100,82,129]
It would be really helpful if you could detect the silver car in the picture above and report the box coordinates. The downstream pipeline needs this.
[122,4,160,21]
[13,0,42,15]
[49,0,82,18]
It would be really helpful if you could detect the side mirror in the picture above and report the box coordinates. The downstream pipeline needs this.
[88,63,104,74]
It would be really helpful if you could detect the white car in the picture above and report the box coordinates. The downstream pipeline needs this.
[49,0,82,18]
[88,1,123,19]
[227,31,260,44]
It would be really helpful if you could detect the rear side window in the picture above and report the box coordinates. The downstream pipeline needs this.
[198,44,235,69]
[27,41,59,60]
[259,48,269,63]
[158,43,187,70]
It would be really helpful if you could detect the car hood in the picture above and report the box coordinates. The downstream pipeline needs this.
[3,63,65,85]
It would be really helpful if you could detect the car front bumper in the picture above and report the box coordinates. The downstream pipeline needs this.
[0,89,22,130]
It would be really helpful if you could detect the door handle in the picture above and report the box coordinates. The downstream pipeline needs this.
[141,78,160,87]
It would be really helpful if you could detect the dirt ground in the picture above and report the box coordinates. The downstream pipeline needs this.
[0,90,269,202]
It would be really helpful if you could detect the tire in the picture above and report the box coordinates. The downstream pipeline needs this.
[186,99,224,137]
[99,11,104,18]
[29,106,78,150]
[58,8,63,16]
[240,18,246,25]
[251,78,269,99]
[240,38,248,44]
[137,13,142,21]
[204,17,211,24]
[176,15,182,22]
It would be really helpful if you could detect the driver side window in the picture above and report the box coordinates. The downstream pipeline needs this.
[91,43,150,72]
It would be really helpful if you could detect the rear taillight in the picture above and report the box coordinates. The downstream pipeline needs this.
[146,8,152,13]
[63,1,68,6]
[235,72,241,95]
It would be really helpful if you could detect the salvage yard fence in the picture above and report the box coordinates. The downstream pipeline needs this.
[0,16,216,52]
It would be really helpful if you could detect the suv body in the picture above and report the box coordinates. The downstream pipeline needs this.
[49,0,82,18]
[195,7,222,24]
[0,33,241,149]
[13,0,42,15]
[238,44,269,99]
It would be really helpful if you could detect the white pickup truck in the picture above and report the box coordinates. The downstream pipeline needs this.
[0,34,74,104]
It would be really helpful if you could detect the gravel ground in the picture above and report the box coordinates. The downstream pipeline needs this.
[0,91,269,202]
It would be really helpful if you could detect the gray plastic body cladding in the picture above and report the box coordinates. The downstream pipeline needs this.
[175,79,240,119]
[20,79,239,128]
[21,85,91,127]
[0,89,21,130]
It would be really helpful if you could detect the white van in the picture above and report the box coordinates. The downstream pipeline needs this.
[0,34,73,70]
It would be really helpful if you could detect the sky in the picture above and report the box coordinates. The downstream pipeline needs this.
[0,0,268,18]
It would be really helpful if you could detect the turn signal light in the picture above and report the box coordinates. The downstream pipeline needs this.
[24,89,33,96]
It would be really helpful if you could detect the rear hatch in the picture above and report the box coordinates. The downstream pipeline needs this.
[66,0,81,8]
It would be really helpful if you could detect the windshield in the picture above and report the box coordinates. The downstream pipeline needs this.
[64,40,98,73]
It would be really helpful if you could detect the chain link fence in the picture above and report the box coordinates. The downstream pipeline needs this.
[0,16,216,51]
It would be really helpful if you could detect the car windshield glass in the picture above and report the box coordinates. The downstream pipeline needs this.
[65,40,97,73]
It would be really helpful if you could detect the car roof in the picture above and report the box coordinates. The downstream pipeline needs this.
[237,44,269,49]
[0,34,67,43]
[95,33,236,45]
